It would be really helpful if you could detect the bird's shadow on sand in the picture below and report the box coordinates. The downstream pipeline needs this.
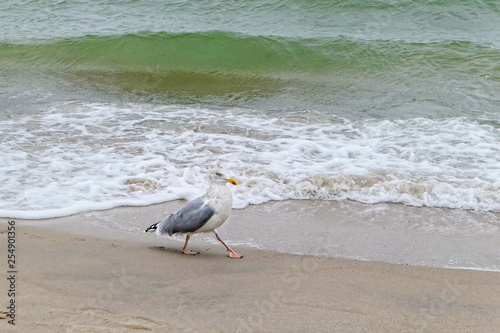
[148,245,224,258]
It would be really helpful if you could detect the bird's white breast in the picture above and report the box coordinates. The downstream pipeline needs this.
[196,184,233,233]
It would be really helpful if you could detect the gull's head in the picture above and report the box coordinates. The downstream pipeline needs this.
[209,168,238,186]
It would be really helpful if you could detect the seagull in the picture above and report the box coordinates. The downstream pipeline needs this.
[145,168,243,258]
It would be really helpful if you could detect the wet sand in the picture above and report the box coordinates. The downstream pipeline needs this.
[1,202,499,332]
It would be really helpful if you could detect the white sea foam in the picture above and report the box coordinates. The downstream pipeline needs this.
[1,102,499,219]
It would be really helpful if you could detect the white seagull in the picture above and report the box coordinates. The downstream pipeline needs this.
[145,168,243,258]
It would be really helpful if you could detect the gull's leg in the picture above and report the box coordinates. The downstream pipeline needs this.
[214,231,243,258]
[182,235,199,255]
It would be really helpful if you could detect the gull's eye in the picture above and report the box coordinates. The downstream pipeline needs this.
[216,172,222,177]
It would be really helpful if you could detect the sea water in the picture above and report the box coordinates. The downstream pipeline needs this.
[1,1,499,268]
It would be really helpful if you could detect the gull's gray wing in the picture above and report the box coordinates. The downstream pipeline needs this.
[156,196,215,236]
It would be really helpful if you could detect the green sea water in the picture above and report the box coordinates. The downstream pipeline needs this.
[1,0,500,119]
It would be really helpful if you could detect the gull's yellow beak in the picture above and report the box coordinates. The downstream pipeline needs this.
[226,178,238,185]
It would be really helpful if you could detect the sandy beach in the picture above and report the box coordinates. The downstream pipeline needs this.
[1,202,499,333]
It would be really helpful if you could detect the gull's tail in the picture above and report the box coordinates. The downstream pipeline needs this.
[144,221,160,233]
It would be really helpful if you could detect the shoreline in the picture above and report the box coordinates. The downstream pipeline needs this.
[7,199,500,272]
[1,210,500,332]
